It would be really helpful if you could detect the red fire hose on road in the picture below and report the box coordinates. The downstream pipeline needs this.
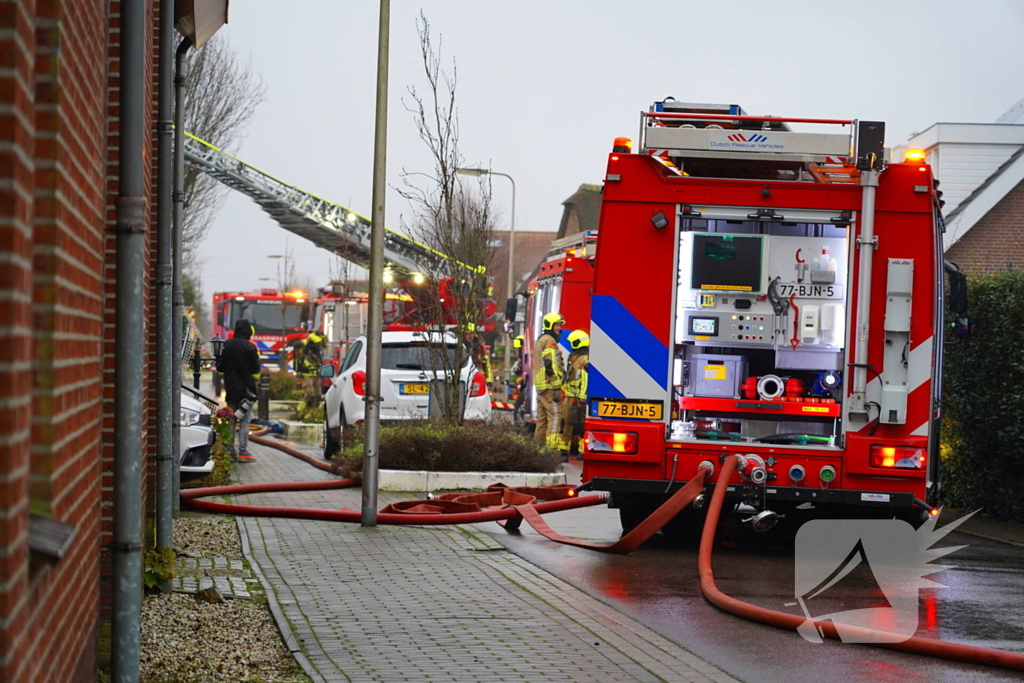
[186,436,1024,673]
[696,455,1024,673]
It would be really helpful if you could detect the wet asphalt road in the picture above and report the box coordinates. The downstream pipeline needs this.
[471,461,1024,683]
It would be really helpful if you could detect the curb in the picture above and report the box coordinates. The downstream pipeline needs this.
[236,517,328,683]
[377,469,566,492]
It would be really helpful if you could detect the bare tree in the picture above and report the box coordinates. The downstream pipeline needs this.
[398,12,496,427]
[182,35,267,273]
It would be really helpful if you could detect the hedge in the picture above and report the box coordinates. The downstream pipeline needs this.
[942,271,1024,523]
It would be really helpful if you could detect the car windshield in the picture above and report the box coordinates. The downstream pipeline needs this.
[381,343,459,371]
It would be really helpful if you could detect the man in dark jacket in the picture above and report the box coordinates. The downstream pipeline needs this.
[217,318,261,461]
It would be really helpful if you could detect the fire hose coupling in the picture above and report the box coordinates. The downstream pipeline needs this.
[736,453,767,483]
[697,460,715,477]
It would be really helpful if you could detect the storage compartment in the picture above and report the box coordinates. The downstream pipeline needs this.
[689,354,747,398]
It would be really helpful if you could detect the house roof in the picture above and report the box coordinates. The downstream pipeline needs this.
[557,184,602,239]
[943,145,1024,250]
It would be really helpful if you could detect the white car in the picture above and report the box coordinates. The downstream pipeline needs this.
[321,331,492,458]
[180,391,216,482]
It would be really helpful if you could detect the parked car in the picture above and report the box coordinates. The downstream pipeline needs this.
[180,391,215,483]
[321,331,492,458]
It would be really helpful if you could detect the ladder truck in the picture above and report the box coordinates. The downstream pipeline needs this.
[581,99,966,536]
[185,133,496,349]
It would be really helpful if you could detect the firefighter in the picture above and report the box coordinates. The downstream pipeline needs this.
[463,323,493,385]
[294,329,326,406]
[560,330,589,461]
[510,334,525,379]
[532,312,565,448]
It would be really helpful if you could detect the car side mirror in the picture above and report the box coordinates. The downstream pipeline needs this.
[944,262,970,339]
[318,364,336,378]
[505,297,517,322]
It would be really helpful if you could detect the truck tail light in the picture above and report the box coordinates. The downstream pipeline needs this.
[584,430,638,454]
[870,445,925,469]
[470,371,488,397]
[351,370,366,396]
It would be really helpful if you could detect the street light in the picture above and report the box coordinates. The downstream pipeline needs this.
[457,167,516,400]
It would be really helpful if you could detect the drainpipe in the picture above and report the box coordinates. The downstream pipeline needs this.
[172,37,192,511]
[112,0,146,679]
[154,0,176,590]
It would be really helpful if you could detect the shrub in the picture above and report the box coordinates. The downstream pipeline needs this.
[268,371,304,401]
[942,271,1024,523]
[297,403,325,424]
[333,421,560,475]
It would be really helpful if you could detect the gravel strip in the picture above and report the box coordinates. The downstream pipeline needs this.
[174,515,244,559]
[138,514,311,683]
[140,594,308,683]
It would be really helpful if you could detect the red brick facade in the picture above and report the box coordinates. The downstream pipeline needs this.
[0,1,158,680]
[946,177,1024,275]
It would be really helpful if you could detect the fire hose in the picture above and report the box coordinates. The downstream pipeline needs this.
[185,437,1024,673]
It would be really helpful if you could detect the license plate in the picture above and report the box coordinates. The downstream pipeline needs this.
[776,283,844,299]
[400,383,429,395]
[593,399,663,420]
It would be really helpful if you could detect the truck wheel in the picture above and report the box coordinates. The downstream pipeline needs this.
[661,508,706,545]
[617,494,659,536]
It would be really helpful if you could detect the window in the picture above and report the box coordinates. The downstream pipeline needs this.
[231,300,306,335]
[380,343,459,371]
[341,340,362,372]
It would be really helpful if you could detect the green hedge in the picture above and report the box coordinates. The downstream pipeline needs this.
[333,421,560,476]
[942,271,1024,523]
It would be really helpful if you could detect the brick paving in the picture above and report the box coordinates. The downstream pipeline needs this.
[229,438,738,683]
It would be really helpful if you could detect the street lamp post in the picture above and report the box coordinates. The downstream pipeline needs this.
[457,168,516,400]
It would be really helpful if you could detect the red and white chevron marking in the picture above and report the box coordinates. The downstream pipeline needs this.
[491,401,515,411]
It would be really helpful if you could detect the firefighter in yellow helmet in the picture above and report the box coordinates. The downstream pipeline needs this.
[560,330,589,461]
[462,322,493,385]
[295,329,326,406]
[532,312,565,448]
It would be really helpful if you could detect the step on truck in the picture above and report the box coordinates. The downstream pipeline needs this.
[581,99,967,536]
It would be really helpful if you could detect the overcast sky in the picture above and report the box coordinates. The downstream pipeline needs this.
[197,0,1024,299]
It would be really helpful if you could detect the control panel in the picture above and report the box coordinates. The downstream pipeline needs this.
[680,312,776,346]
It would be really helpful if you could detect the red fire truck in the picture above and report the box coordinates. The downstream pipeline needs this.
[515,232,596,426]
[581,100,965,535]
[212,289,312,368]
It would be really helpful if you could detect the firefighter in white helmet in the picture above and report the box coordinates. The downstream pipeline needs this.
[560,329,589,461]
[532,312,565,447]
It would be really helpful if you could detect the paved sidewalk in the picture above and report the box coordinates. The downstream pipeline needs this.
[230,438,738,683]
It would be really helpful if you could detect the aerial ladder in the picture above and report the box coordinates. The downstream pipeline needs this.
[182,132,476,280]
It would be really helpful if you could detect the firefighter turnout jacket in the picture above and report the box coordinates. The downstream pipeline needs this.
[563,350,589,401]
[532,332,564,390]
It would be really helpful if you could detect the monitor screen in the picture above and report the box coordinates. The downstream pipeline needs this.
[690,234,763,292]
[689,316,719,336]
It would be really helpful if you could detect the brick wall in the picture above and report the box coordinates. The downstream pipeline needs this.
[946,177,1024,275]
[0,0,160,680]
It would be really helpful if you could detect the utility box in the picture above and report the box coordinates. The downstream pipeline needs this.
[689,354,747,399]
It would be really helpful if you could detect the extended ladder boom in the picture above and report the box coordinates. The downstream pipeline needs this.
[183,133,457,279]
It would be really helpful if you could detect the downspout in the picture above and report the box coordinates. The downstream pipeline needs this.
[112,0,146,679]
[172,37,192,510]
[154,0,176,590]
